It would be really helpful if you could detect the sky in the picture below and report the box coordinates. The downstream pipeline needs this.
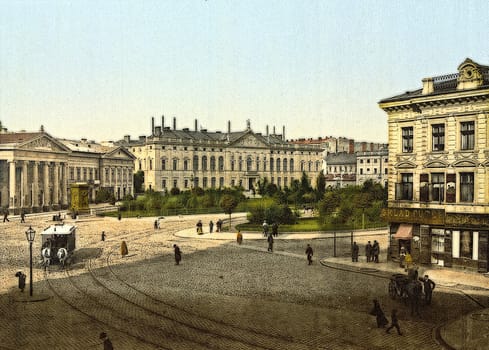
[1,0,489,143]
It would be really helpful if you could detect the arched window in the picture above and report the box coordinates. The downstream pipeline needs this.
[276,158,281,172]
[161,158,166,170]
[210,156,216,171]
[183,159,189,171]
[238,156,243,171]
[218,156,224,171]
[193,155,199,171]
[315,161,320,172]
[173,158,178,171]
[270,157,274,172]
[283,158,287,172]
[211,177,216,188]
[300,161,305,171]
[256,156,260,171]
[290,159,294,172]
[247,156,253,171]
[308,161,312,172]
[202,156,208,171]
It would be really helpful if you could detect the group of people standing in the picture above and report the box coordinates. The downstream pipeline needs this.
[365,240,380,263]
[196,219,224,234]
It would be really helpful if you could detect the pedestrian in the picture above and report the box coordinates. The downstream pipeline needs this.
[117,212,122,221]
[101,231,106,241]
[421,274,436,305]
[99,332,113,350]
[372,240,380,263]
[385,309,402,335]
[399,246,406,268]
[154,220,158,229]
[15,271,26,292]
[404,252,413,270]
[209,220,214,233]
[305,244,313,265]
[352,241,359,262]
[196,220,203,234]
[120,240,128,258]
[272,222,278,237]
[216,219,221,232]
[20,211,26,223]
[173,244,182,265]
[370,299,388,328]
[3,210,9,223]
[410,281,422,317]
[236,231,243,245]
[365,241,372,262]
[267,234,274,252]
[262,220,269,237]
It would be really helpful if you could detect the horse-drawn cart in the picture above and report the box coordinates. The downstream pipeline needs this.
[40,224,76,268]
[388,273,411,300]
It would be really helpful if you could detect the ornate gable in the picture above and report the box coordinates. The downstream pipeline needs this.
[230,133,268,148]
[104,147,136,160]
[457,58,484,90]
[20,134,70,153]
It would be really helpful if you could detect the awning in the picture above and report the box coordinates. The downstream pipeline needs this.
[394,224,413,240]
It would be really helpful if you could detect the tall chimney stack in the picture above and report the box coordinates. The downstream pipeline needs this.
[266,125,269,136]
[162,115,164,129]
[228,120,231,134]
[273,126,276,135]
[151,117,155,135]
[282,126,285,141]
[195,119,198,132]
[173,117,176,130]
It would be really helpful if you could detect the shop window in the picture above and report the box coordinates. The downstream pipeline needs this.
[460,231,473,259]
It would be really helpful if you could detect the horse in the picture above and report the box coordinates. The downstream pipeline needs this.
[404,279,423,316]
[57,248,68,269]
[41,247,51,271]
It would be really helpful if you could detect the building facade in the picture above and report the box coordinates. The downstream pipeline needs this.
[356,149,389,187]
[121,118,323,192]
[323,152,357,188]
[379,58,489,272]
[0,130,135,214]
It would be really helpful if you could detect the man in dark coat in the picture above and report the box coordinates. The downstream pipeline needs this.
[305,244,313,265]
[385,309,402,335]
[370,299,388,328]
[352,242,359,262]
[272,222,278,237]
[209,220,214,233]
[173,244,182,265]
[99,332,113,350]
[421,274,436,305]
[365,241,372,262]
[372,240,380,263]
[3,210,9,223]
[267,234,274,252]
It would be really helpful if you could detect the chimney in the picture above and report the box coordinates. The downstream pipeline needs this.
[161,115,165,129]
[173,117,176,130]
[195,119,198,132]
[124,135,131,143]
[151,117,155,135]
[266,125,269,136]
[422,77,434,95]
[228,120,231,134]
[282,126,285,141]
[154,126,162,135]
[273,126,276,135]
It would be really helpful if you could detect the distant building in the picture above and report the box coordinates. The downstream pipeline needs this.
[379,58,489,272]
[119,117,323,192]
[323,152,357,188]
[0,129,134,213]
[356,149,388,186]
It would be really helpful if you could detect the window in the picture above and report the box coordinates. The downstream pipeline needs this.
[231,160,235,171]
[402,127,413,153]
[432,124,445,151]
[283,158,287,171]
[219,177,224,188]
[360,159,364,164]
[461,121,475,150]
[247,157,253,171]
[161,158,166,170]
[431,173,445,202]
[276,158,280,172]
[184,179,188,188]
[193,155,199,171]
[173,179,177,188]
[270,158,274,172]
[183,159,188,171]
[162,179,167,189]
[460,172,474,202]
[211,177,216,188]
[70,168,74,181]
[218,156,224,171]
[360,169,363,175]
[210,156,216,171]
[203,177,208,188]
[202,156,207,171]
[290,159,294,172]
[238,157,243,171]
[149,159,153,170]
[460,231,473,259]
[172,158,178,171]
[256,157,260,171]
[396,173,413,200]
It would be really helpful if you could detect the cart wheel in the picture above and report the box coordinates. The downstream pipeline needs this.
[388,281,397,299]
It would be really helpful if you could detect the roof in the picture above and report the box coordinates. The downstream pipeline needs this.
[324,152,356,165]
[41,224,76,235]
[0,132,44,145]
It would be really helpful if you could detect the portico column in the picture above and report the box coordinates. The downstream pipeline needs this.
[53,163,59,206]
[8,161,16,209]
[61,163,68,206]
[32,162,39,208]
[43,162,50,207]
[21,161,28,208]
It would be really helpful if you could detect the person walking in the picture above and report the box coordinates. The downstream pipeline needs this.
[209,220,214,233]
[370,299,388,328]
[101,231,106,241]
[267,234,274,252]
[99,332,113,350]
[196,220,203,234]
[352,242,359,262]
[20,211,26,223]
[173,244,182,265]
[372,240,380,263]
[3,210,9,223]
[421,275,436,305]
[385,309,402,335]
[120,241,128,258]
[365,241,372,262]
[305,244,313,265]
[272,222,278,237]
[262,220,269,237]
[236,231,243,245]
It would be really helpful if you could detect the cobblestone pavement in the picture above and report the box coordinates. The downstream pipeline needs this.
[0,212,486,349]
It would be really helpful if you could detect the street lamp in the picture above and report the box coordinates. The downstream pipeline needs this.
[25,226,36,297]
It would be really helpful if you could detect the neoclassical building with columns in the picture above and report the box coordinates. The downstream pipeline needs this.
[119,118,323,192]
[0,129,135,214]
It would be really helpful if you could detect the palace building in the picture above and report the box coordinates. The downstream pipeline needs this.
[119,118,323,192]
[379,58,489,272]
[0,128,135,214]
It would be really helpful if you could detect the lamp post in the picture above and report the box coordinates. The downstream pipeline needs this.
[25,226,36,297]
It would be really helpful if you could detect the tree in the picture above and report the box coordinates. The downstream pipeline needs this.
[220,194,238,228]
[315,171,326,200]
[133,170,144,193]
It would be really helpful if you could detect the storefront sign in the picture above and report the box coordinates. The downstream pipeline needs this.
[445,213,489,228]
[381,208,445,225]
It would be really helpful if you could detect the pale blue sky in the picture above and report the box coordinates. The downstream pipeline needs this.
[1,0,488,143]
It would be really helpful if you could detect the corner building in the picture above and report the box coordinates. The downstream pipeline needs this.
[379,58,489,272]
[121,118,323,192]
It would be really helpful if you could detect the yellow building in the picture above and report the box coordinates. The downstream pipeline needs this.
[121,118,323,192]
[379,58,489,272]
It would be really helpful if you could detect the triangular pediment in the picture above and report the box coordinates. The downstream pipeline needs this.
[20,134,71,153]
[230,132,268,148]
[103,146,136,160]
